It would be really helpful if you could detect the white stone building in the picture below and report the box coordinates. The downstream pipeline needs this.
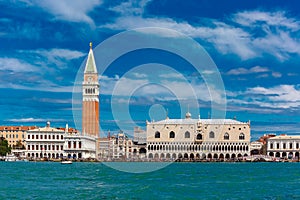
[63,132,96,159]
[26,122,96,160]
[26,122,65,159]
[267,134,300,159]
[146,112,251,161]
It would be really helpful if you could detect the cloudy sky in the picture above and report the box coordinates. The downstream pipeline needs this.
[1,0,300,139]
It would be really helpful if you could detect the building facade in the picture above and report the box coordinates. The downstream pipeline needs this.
[82,42,100,137]
[26,122,65,159]
[146,112,251,161]
[267,134,300,159]
[0,126,36,148]
[64,132,96,159]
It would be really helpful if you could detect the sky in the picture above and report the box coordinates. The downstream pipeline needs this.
[1,0,300,139]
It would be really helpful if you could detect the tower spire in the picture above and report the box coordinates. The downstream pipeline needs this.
[82,42,100,138]
[84,42,97,73]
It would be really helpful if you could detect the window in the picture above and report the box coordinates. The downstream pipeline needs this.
[196,134,202,140]
[32,145,34,150]
[56,135,59,140]
[224,133,229,140]
[209,131,215,138]
[73,141,76,148]
[276,143,279,149]
[32,135,34,139]
[155,131,160,138]
[239,133,245,140]
[36,145,39,150]
[52,135,55,140]
[27,145,30,150]
[61,135,63,140]
[16,134,18,139]
[79,142,82,149]
[297,143,299,149]
[68,141,71,149]
[283,143,286,149]
[270,143,273,149]
[52,145,55,150]
[289,143,293,149]
[185,131,190,138]
[169,131,175,138]
[41,135,43,139]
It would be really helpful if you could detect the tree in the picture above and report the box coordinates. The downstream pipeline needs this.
[0,137,11,156]
[13,140,25,150]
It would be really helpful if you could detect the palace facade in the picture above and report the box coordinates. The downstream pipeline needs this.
[146,112,251,161]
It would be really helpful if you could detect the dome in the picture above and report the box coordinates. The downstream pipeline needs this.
[185,111,192,119]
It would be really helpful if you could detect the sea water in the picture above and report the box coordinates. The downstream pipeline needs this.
[1,162,300,199]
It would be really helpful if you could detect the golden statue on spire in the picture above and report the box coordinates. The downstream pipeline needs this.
[89,42,92,49]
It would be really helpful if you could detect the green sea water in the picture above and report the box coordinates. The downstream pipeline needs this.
[1,162,300,199]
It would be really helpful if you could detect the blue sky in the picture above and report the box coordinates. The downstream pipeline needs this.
[1,0,300,139]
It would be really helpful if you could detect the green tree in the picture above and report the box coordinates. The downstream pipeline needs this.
[0,137,11,156]
[13,140,25,150]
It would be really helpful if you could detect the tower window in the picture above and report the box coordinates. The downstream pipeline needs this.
[169,131,175,138]
[155,131,160,138]
[239,133,245,140]
[185,131,190,138]
[196,133,202,140]
[209,131,215,138]
[224,133,229,140]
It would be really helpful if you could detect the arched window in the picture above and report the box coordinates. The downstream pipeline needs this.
[155,131,160,138]
[170,131,175,138]
[196,133,202,140]
[239,133,245,140]
[185,131,190,138]
[224,132,229,140]
[209,131,215,138]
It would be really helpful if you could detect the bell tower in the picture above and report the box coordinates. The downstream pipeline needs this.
[82,42,99,137]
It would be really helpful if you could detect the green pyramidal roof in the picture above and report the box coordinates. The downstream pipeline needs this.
[84,47,97,73]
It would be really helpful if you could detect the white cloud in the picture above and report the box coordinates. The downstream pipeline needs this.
[7,117,65,123]
[248,85,300,102]
[103,4,300,61]
[100,73,224,105]
[232,10,300,31]
[0,58,38,72]
[271,72,282,78]
[23,0,101,25]
[227,66,269,75]
[110,0,150,16]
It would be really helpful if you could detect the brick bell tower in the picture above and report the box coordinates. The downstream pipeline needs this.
[82,42,100,137]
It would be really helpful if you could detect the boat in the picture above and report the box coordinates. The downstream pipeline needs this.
[5,154,17,162]
[61,160,72,164]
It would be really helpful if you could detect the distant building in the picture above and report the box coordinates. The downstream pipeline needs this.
[0,125,36,148]
[146,112,251,161]
[267,134,300,159]
[250,141,263,155]
[97,131,147,161]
